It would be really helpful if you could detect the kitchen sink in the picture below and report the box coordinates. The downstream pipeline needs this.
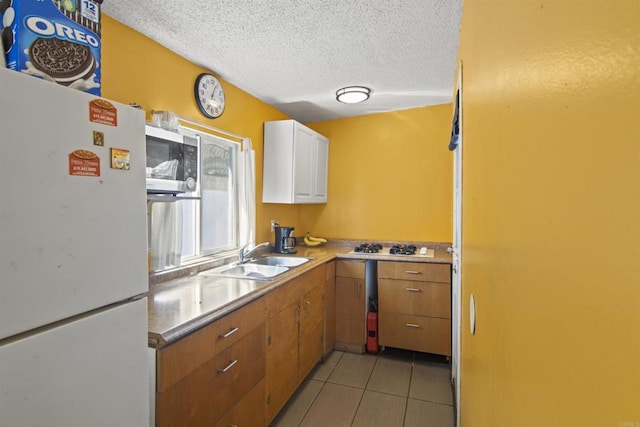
[250,256,310,267]
[200,256,311,281]
[202,263,289,280]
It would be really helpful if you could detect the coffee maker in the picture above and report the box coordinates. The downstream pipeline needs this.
[274,226,297,254]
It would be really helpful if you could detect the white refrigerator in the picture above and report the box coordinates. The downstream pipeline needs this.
[0,69,150,426]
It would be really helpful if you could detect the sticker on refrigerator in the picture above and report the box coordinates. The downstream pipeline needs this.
[89,99,118,126]
[111,148,130,170]
[93,130,104,146]
[69,149,100,176]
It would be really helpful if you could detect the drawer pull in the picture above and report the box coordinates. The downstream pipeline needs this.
[217,359,238,373]
[405,270,421,275]
[405,287,421,292]
[219,327,239,339]
[405,323,421,328]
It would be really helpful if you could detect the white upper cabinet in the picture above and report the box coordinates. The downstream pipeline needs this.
[262,120,329,204]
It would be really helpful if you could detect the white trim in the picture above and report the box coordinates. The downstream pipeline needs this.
[175,115,245,143]
[452,62,463,427]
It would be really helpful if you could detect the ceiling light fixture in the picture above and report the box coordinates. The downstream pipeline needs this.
[336,86,371,104]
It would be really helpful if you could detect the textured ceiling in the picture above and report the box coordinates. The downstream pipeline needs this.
[102,0,463,123]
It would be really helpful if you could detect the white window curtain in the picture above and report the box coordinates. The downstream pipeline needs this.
[239,138,256,248]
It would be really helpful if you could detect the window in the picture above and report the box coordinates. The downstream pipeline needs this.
[148,125,246,272]
[180,127,240,261]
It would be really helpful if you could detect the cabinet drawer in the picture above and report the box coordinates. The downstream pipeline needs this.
[266,277,301,318]
[157,297,265,391]
[378,261,450,283]
[325,260,336,280]
[378,279,450,319]
[266,266,324,318]
[336,260,365,278]
[379,312,451,356]
[215,378,265,427]
[157,324,266,427]
[300,265,325,296]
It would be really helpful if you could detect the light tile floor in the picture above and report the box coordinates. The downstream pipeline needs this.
[271,349,455,427]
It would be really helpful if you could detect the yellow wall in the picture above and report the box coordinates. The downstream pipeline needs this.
[102,15,453,245]
[458,1,640,426]
[306,107,453,242]
[102,15,300,243]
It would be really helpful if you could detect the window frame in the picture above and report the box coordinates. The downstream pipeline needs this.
[178,126,242,264]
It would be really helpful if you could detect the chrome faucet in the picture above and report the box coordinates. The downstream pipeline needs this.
[238,242,270,264]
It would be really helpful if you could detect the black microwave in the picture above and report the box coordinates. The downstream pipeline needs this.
[145,125,198,194]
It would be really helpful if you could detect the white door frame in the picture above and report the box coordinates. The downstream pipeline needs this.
[451,63,463,427]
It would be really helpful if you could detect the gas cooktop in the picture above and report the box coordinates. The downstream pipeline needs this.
[352,243,383,253]
[389,244,418,255]
[351,243,426,256]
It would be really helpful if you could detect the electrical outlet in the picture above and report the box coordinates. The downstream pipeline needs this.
[270,220,277,232]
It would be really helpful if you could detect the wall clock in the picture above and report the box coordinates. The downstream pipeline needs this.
[194,73,226,119]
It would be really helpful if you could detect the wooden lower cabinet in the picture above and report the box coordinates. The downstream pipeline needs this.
[378,261,452,356]
[215,379,265,427]
[154,264,328,426]
[335,260,366,352]
[266,265,325,423]
[323,260,336,355]
[156,324,265,427]
[265,299,299,422]
[378,312,451,355]
[154,297,266,427]
[299,283,325,377]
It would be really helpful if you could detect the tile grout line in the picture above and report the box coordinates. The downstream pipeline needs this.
[348,353,379,426]
[408,355,456,408]
[295,351,345,427]
[296,380,328,427]
[401,351,417,426]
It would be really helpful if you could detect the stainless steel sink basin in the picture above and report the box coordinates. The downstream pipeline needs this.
[205,263,290,280]
[200,256,311,281]
[250,256,310,268]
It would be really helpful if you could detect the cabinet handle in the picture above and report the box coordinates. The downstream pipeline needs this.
[306,300,311,316]
[405,270,421,275]
[357,283,362,297]
[219,327,239,339]
[217,359,238,373]
[296,306,300,324]
[405,323,421,328]
[405,287,421,292]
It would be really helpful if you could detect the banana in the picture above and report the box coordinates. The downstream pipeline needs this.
[304,232,327,247]
[304,235,323,247]
[305,233,327,243]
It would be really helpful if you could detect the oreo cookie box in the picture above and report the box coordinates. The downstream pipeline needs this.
[1,0,102,95]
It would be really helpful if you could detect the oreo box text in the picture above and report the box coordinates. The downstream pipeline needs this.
[2,0,102,95]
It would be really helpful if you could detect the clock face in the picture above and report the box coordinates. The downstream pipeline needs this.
[194,73,226,118]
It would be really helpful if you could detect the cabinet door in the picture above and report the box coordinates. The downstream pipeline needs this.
[299,284,324,378]
[292,124,316,203]
[266,301,299,422]
[324,261,336,354]
[335,276,365,347]
[312,134,329,202]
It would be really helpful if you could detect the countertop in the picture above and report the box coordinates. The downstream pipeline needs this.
[147,241,452,348]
